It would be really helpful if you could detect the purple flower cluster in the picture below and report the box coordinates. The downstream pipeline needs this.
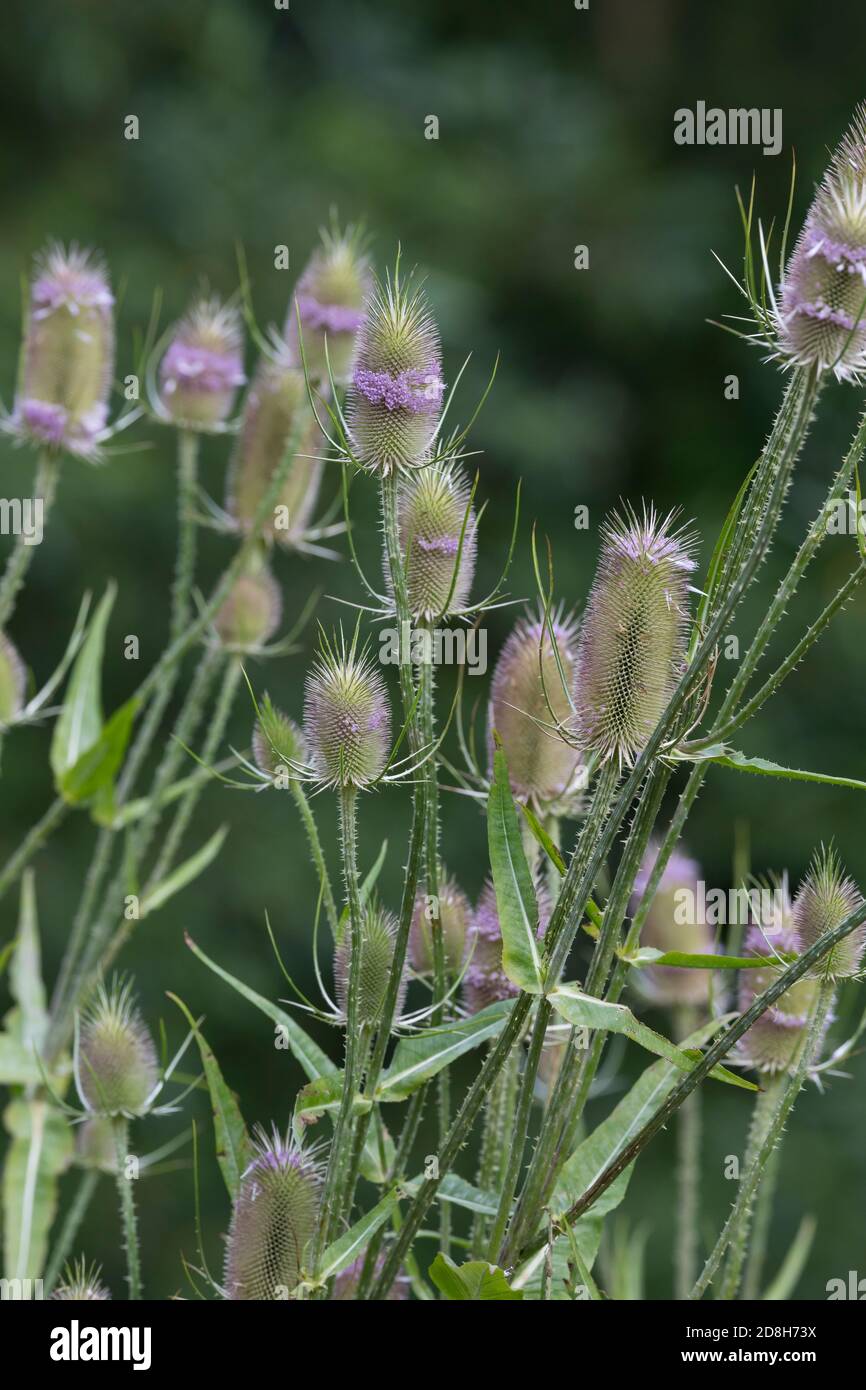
[353,366,445,414]
[296,293,364,335]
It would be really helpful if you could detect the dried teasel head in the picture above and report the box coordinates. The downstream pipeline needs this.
[223,1126,323,1300]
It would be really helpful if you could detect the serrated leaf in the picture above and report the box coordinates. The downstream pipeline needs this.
[429,1253,522,1301]
[2,1099,73,1280]
[168,994,252,1200]
[683,745,866,794]
[549,984,756,1090]
[377,1001,513,1102]
[10,871,46,1050]
[487,744,543,992]
[50,582,115,784]
[315,1190,398,1283]
[293,1075,370,1132]
[140,825,228,917]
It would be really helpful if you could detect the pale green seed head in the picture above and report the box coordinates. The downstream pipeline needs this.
[395,462,476,619]
[333,901,406,1025]
[214,564,282,651]
[76,977,158,1117]
[303,633,391,789]
[793,846,865,980]
[0,632,26,725]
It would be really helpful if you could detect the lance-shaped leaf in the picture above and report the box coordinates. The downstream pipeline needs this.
[140,826,228,917]
[487,742,543,993]
[679,744,866,794]
[50,582,115,786]
[377,1000,513,1102]
[429,1253,522,1301]
[314,1190,398,1284]
[624,947,796,970]
[2,1098,73,1280]
[10,871,47,1051]
[549,984,756,1090]
[402,1172,499,1217]
[168,994,252,1201]
[60,696,139,810]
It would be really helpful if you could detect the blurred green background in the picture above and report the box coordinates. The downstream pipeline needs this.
[1,0,865,1299]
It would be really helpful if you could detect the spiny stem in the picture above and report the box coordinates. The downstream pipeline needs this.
[112,1117,142,1301]
[716,1077,784,1301]
[674,1006,702,1301]
[471,1046,519,1257]
[0,451,60,631]
[290,780,339,939]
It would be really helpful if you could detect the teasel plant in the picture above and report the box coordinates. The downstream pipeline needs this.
[5,108,866,1306]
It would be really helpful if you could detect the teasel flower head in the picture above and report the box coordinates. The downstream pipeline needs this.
[393,461,477,619]
[158,295,245,429]
[11,243,114,459]
[226,337,325,549]
[333,900,407,1026]
[0,632,26,726]
[224,1125,323,1300]
[409,875,472,975]
[462,877,551,1014]
[75,1116,118,1174]
[332,1249,409,1300]
[303,630,391,790]
[792,846,865,981]
[213,560,282,653]
[50,1258,111,1301]
[488,609,582,809]
[252,694,305,780]
[75,976,159,1117]
[631,842,712,1007]
[347,266,445,475]
[286,220,371,384]
[736,880,832,1074]
[775,105,866,381]
[574,505,696,768]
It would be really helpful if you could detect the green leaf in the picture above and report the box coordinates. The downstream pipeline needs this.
[293,1075,371,1132]
[402,1172,499,1217]
[0,1031,43,1085]
[487,744,543,993]
[684,745,866,795]
[625,948,796,970]
[315,1190,398,1283]
[518,802,566,876]
[50,582,115,785]
[168,994,252,1201]
[2,1098,73,1280]
[59,696,139,808]
[140,825,228,917]
[429,1252,523,1301]
[10,871,47,1050]
[378,1001,513,1102]
[549,985,757,1090]
[763,1214,816,1301]
[688,457,759,662]
[186,934,336,1082]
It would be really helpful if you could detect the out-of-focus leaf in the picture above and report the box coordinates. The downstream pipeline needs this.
[50,582,115,785]
[168,994,252,1201]
[519,802,565,876]
[60,696,139,810]
[2,1099,73,1280]
[403,1172,499,1217]
[140,825,227,917]
[429,1253,522,1300]
[10,871,47,1050]
[625,947,795,970]
[487,744,543,993]
[377,1001,513,1102]
[763,1214,817,1300]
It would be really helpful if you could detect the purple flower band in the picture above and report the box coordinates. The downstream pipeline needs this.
[353,366,445,414]
[296,294,364,335]
[160,341,246,396]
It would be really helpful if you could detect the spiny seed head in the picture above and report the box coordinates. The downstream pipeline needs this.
[14,243,114,458]
[227,342,324,547]
[409,876,472,974]
[303,633,391,789]
[347,268,444,475]
[76,976,158,1116]
[792,846,865,980]
[574,506,696,767]
[333,900,407,1026]
[488,610,582,806]
[462,878,551,1014]
[51,1258,111,1301]
[159,295,245,429]
[0,632,26,725]
[224,1126,322,1300]
[75,1116,118,1174]
[736,889,831,1074]
[394,462,476,619]
[331,1249,409,1300]
[213,563,282,651]
[286,221,372,383]
[631,843,712,1006]
[252,694,305,779]
[776,106,866,381]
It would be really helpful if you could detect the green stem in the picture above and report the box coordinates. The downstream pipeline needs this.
[674,1006,701,1300]
[43,1168,100,1294]
[716,1077,784,1301]
[0,451,60,631]
[741,1140,782,1300]
[112,1118,142,1300]
[471,1046,520,1257]
[290,781,339,939]
[0,796,68,905]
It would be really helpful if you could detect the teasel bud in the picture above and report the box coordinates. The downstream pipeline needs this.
[303,635,390,789]
[776,106,866,380]
[488,611,582,806]
[252,694,304,779]
[347,271,445,475]
[331,1249,409,1300]
[159,296,245,429]
[50,1258,111,1301]
[224,1126,322,1300]
[736,885,831,1074]
[393,462,476,619]
[13,243,114,458]
[227,343,325,548]
[631,843,712,1007]
[463,878,551,1015]
[409,876,472,974]
[574,506,696,768]
[792,846,865,981]
[333,901,407,1026]
[76,977,158,1117]
[75,1116,118,1174]
[0,632,26,725]
[213,561,282,652]
[286,221,371,384]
